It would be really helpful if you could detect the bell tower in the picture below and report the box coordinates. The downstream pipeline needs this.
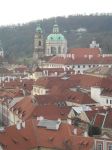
[33,23,44,62]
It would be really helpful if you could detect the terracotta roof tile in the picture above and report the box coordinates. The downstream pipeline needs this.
[0,119,94,150]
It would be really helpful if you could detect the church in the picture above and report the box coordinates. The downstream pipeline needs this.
[33,21,67,62]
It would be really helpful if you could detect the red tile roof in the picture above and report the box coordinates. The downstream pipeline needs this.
[85,107,112,129]
[69,48,101,57]
[69,74,112,89]
[12,96,71,121]
[48,53,112,65]
[0,119,94,150]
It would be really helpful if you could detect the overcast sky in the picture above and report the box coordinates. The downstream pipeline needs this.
[0,0,112,26]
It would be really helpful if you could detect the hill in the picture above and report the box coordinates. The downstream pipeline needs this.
[0,14,112,62]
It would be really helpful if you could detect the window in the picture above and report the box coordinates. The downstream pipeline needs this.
[78,65,80,68]
[110,100,112,104]
[38,41,41,46]
[89,65,91,68]
[58,46,61,54]
[109,144,112,150]
[83,65,85,68]
[107,99,108,104]
[97,143,102,150]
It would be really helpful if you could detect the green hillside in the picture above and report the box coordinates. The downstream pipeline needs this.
[0,14,112,62]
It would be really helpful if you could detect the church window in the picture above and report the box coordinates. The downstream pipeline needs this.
[51,47,56,55]
[38,41,41,46]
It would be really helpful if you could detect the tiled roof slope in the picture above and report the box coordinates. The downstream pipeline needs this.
[11,96,71,121]
[69,48,101,57]
[0,119,94,150]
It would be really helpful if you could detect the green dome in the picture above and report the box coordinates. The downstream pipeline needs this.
[47,33,65,41]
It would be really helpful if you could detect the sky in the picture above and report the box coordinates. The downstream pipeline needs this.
[0,0,112,26]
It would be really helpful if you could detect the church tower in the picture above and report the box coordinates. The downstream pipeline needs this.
[33,23,44,62]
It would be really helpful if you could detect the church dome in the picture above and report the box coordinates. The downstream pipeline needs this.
[46,23,65,41]
[47,33,65,41]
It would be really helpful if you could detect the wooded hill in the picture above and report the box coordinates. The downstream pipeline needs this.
[0,14,112,62]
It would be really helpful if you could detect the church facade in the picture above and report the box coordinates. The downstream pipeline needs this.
[45,23,67,56]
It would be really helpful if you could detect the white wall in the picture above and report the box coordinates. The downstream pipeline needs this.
[91,87,112,105]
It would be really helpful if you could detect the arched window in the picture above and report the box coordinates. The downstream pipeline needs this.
[51,47,56,55]
[38,41,41,46]
[58,46,61,54]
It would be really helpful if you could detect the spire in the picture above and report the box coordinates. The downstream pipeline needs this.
[54,17,57,24]
[53,18,59,33]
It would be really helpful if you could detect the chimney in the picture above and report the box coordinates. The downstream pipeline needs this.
[37,116,44,121]
[22,121,25,128]
[58,118,61,123]
[72,54,75,60]
[56,118,61,130]
[67,119,72,125]
[73,128,77,135]
[8,77,10,82]
[16,121,21,130]
[84,130,88,137]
